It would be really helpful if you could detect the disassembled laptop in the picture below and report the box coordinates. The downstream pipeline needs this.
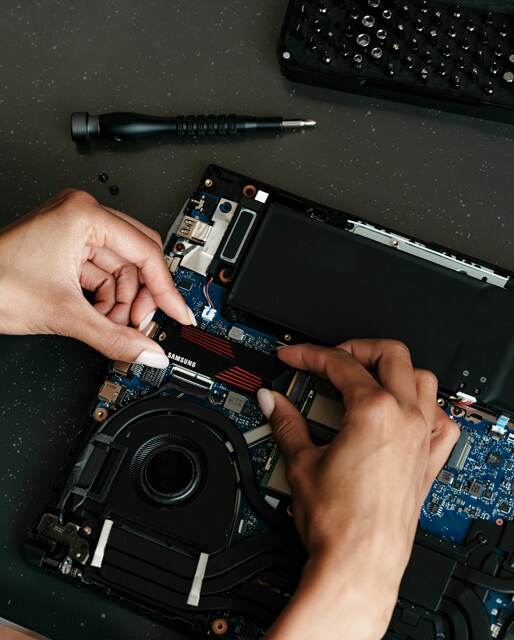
[23,165,514,639]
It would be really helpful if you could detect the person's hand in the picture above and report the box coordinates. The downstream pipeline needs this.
[257,340,460,640]
[0,189,195,367]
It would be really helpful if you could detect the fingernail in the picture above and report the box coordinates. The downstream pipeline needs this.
[137,310,156,332]
[187,306,198,327]
[135,348,169,369]
[257,388,275,419]
[276,345,287,351]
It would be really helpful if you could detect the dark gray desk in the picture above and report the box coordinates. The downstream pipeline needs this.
[1,1,513,639]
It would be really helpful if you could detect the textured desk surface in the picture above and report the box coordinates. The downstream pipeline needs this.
[1,1,513,639]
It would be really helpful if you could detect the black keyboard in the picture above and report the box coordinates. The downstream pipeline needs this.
[278,0,514,123]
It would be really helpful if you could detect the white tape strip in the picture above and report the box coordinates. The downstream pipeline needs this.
[90,519,113,568]
[243,423,272,446]
[186,552,209,607]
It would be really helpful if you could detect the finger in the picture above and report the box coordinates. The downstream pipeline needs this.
[101,205,164,249]
[85,207,192,326]
[79,261,116,316]
[86,247,141,325]
[413,369,439,427]
[61,295,170,368]
[130,285,158,328]
[423,412,461,494]
[277,343,381,403]
[257,389,314,465]
[107,266,140,326]
[338,339,417,405]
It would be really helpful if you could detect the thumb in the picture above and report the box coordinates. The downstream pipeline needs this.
[61,298,169,368]
[257,389,313,464]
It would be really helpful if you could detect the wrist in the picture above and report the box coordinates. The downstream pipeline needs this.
[265,538,402,640]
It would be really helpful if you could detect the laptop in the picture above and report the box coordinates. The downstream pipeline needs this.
[22,164,514,639]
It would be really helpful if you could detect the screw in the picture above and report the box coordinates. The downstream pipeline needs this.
[353,53,364,71]
[204,179,213,187]
[371,47,383,63]
[282,50,291,60]
[109,185,119,195]
[395,24,405,40]
[158,332,167,342]
[503,71,514,88]
[340,44,350,58]
[98,173,108,183]
[419,68,429,83]
[82,526,92,536]
[356,33,371,47]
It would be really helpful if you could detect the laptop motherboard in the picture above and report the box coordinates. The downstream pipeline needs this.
[22,165,514,640]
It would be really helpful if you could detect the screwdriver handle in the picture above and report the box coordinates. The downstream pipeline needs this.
[71,111,283,142]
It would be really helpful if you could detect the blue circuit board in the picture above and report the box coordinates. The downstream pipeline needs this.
[92,259,287,639]
[90,195,514,639]
[420,409,514,545]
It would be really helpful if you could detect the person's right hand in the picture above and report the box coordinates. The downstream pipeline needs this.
[258,339,460,640]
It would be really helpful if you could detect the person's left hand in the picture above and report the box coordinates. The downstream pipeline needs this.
[0,189,195,367]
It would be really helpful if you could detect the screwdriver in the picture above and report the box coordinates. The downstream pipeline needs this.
[71,111,316,143]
